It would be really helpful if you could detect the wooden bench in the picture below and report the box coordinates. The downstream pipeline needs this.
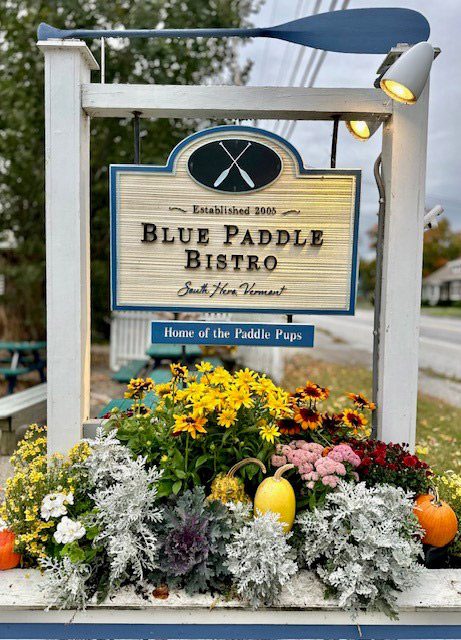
[111,358,149,383]
[0,383,47,454]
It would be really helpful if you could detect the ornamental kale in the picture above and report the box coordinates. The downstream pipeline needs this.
[155,487,232,593]
[296,481,424,618]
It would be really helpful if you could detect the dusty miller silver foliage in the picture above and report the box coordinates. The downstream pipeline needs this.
[42,429,163,606]
[40,556,93,610]
[85,429,163,588]
[225,510,298,608]
[296,480,424,618]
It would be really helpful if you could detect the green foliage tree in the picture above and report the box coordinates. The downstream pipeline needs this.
[0,0,257,340]
[359,219,461,302]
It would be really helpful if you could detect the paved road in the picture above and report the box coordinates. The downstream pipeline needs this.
[292,309,461,405]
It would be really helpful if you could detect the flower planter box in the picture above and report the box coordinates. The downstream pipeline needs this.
[1,569,461,639]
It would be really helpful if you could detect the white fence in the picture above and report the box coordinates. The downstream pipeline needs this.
[109,311,284,382]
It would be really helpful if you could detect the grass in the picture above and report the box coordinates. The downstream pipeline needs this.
[421,305,461,318]
[282,354,461,474]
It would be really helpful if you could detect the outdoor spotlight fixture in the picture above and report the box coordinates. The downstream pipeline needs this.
[379,42,435,104]
[345,120,381,141]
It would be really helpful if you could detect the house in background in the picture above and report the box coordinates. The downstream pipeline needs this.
[422,257,461,305]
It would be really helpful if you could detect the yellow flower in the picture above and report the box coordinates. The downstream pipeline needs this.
[196,361,213,373]
[259,422,281,444]
[218,407,237,428]
[124,377,154,399]
[265,390,292,418]
[234,368,257,386]
[227,386,254,410]
[342,409,368,429]
[170,362,189,380]
[161,454,168,463]
[155,382,173,398]
[172,413,207,439]
[209,367,232,385]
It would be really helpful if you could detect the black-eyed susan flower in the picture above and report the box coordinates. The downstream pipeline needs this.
[342,408,368,430]
[347,392,376,411]
[196,361,213,373]
[293,407,322,431]
[172,413,207,439]
[124,377,154,399]
[170,362,189,380]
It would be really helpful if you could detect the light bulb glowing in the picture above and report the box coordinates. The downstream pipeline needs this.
[380,79,416,104]
[346,120,371,140]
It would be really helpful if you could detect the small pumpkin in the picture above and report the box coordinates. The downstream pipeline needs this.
[414,490,458,548]
[0,530,21,570]
[208,457,266,505]
[254,464,296,533]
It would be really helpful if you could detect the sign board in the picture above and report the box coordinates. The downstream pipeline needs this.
[111,125,360,315]
[151,321,315,348]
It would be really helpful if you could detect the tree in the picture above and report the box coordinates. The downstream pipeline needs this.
[422,218,461,278]
[359,218,461,302]
[0,0,257,339]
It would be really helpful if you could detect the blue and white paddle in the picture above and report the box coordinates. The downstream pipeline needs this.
[37,8,429,55]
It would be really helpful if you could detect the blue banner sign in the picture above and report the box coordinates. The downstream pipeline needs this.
[151,321,314,348]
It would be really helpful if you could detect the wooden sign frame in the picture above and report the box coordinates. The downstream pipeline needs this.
[38,39,429,458]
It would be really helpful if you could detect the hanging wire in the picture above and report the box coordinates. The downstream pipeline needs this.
[371,153,386,438]
[133,111,141,163]
[330,116,339,168]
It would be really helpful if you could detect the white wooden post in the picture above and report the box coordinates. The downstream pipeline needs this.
[377,83,429,449]
[38,40,98,454]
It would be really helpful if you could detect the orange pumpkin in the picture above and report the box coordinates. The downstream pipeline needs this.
[414,492,458,548]
[0,530,21,570]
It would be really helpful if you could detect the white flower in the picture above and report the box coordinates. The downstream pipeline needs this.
[0,518,8,532]
[41,492,74,521]
[53,517,86,544]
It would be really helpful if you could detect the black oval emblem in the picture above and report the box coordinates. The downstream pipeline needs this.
[188,138,282,193]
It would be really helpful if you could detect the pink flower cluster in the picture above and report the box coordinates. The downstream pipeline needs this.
[272,441,361,490]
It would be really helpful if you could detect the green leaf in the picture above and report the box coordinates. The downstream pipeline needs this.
[172,480,182,495]
[157,480,173,498]
[175,469,187,479]
[195,454,209,469]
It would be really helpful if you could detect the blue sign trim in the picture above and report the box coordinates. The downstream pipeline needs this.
[110,124,361,316]
[1,623,460,640]
[151,320,314,348]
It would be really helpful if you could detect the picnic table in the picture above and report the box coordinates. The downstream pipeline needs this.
[0,341,46,394]
[146,343,203,366]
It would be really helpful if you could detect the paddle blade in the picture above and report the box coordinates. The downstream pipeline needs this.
[268,8,430,54]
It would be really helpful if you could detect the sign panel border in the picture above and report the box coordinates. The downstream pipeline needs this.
[110,125,361,315]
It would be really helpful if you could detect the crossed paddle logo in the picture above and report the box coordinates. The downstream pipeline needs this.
[213,142,255,189]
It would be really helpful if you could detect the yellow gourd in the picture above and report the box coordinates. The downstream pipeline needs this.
[254,464,296,533]
[208,457,266,504]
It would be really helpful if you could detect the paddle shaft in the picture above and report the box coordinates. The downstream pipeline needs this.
[38,24,266,40]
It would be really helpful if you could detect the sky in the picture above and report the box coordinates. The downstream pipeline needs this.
[237,0,461,256]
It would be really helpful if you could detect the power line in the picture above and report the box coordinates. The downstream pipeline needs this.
[284,0,350,141]
[274,0,305,87]
[273,0,323,135]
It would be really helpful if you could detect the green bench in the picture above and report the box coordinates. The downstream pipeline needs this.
[111,358,149,383]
